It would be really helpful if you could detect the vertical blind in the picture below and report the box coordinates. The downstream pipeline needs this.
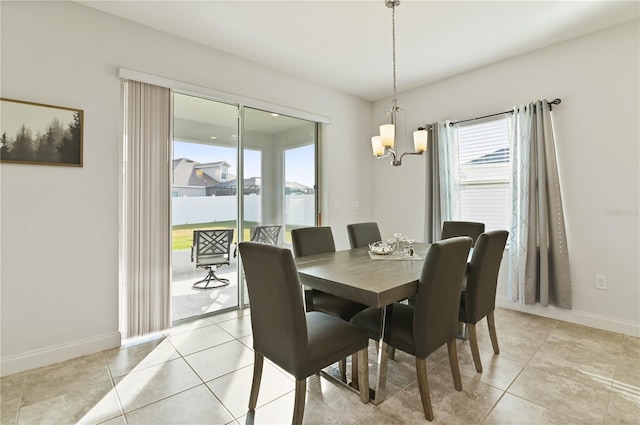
[457,117,511,232]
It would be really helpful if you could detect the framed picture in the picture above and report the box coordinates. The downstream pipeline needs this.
[0,98,83,167]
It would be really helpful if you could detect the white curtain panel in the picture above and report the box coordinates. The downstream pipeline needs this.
[122,80,172,338]
[437,121,461,225]
[508,100,571,308]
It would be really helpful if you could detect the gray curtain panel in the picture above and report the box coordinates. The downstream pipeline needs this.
[508,100,572,308]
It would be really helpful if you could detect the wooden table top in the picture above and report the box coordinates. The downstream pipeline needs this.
[295,243,431,308]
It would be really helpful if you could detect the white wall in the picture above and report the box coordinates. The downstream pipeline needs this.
[0,1,373,375]
[373,21,640,335]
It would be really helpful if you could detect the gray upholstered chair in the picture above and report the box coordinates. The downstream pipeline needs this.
[249,224,282,246]
[350,236,473,421]
[291,227,368,321]
[459,230,508,373]
[238,242,370,425]
[441,221,485,246]
[191,229,235,289]
[347,222,382,249]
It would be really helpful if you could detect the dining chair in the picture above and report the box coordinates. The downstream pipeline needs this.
[291,227,368,321]
[291,226,369,382]
[441,221,485,246]
[249,224,282,246]
[191,229,235,289]
[238,242,370,425]
[459,230,508,373]
[346,222,382,249]
[350,236,473,421]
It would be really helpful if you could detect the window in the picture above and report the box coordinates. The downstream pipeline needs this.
[457,117,510,232]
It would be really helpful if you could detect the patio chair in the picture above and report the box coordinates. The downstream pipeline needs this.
[249,224,282,246]
[191,229,236,289]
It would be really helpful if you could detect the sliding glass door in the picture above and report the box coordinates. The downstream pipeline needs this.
[171,93,240,321]
[170,96,318,320]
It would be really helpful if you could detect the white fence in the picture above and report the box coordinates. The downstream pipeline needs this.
[172,194,315,227]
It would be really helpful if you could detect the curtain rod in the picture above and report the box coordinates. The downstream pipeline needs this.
[447,98,561,127]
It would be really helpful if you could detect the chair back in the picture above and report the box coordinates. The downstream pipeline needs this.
[291,226,336,257]
[347,222,382,249]
[192,229,234,264]
[463,230,509,323]
[413,236,472,358]
[441,221,485,246]
[250,224,282,246]
[238,242,308,374]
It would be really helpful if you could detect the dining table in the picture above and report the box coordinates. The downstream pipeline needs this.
[295,242,432,405]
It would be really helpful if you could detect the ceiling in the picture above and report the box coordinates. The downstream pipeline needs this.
[79,1,638,102]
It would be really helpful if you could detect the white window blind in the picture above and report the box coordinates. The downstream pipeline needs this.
[457,117,511,232]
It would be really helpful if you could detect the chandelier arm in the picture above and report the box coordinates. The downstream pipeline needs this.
[386,148,399,166]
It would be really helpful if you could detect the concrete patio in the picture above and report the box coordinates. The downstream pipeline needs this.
[171,249,245,322]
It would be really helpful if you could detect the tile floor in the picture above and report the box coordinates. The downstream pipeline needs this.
[1,307,639,425]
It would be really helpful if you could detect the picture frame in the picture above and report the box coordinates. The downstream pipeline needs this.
[0,98,83,167]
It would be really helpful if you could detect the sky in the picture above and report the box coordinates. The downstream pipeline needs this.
[174,141,315,187]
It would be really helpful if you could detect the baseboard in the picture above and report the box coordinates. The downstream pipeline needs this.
[0,331,121,377]
[496,295,640,337]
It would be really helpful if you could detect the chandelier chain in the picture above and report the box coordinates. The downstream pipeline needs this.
[391,2,397,108]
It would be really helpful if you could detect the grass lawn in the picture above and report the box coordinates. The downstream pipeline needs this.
[172,221,302,250]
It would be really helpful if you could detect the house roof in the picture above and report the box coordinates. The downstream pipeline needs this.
[195,161,231,168]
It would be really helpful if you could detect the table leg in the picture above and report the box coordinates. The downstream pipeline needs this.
[372,305,390,405]
[457,321,469,340]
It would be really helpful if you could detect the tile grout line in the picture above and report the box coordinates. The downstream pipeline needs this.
[101,351,130,425]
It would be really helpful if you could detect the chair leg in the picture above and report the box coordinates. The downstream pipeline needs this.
[356,348,370,403]
[292,378,306,425]
[487,311,500,354]
[447,340,463,391]
[352,353,359,389]
[388,346,396,360]
[468,323,483,373]
[415,357,434,421]
[338,358,347,381]
[303,288,314,312]
[193,267,230,289]
[249,352,264,410]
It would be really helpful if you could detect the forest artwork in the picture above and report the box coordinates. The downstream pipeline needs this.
[0,98,83,167]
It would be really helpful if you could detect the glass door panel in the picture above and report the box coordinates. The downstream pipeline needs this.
[171,93,239,322]
[284,144,316,243]
[241,107,317,305]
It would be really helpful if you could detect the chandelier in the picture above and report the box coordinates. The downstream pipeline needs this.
[371,0,428,166]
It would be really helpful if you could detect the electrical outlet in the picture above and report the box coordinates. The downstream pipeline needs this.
[595,275,608,290]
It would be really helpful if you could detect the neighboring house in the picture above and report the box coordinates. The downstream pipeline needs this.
[173,158,313,197]
[211,177,313,196]
[208,177,260,196]
[171,158,231,197]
